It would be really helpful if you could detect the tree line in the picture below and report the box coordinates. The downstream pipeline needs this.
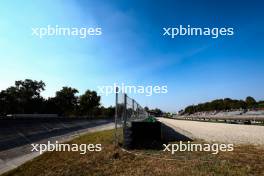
[0,79,114,117]
[183,96,264,114]
[144,107,163,117]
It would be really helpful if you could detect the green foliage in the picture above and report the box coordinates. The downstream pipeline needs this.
[53,87,79,115]
[79,90,100,116]
[144,116,157,122]
[0,79,45,114]
[184,97,262,114]
[257,102,264,109]
[245,96,257,109]
[148,108,163,117]
[0,79,114,118]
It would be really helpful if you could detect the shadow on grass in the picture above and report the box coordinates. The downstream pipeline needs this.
[127,122,192,150]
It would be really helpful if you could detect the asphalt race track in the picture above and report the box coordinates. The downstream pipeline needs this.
[0,118,114,174]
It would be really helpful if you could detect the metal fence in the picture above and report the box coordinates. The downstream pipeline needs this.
[114,89,148,146]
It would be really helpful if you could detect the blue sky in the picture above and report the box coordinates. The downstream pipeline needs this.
[0,0,264,112]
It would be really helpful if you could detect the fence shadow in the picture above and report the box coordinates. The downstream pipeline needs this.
[126,121,192,150]
[161,123,193,142]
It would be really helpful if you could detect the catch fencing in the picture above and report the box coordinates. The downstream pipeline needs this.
[114,89,148,146]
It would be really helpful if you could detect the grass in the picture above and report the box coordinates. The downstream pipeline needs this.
[2,129,264,176]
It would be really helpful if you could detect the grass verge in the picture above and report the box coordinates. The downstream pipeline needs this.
[2,129,264,176]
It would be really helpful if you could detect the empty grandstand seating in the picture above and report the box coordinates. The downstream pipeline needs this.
[175,110,264,123]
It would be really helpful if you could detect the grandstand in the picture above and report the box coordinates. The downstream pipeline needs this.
[175,110,264,124]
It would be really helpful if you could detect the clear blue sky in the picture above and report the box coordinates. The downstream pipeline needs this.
[0,0,264,112]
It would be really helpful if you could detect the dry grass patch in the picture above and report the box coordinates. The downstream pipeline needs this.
[2,129,264,176]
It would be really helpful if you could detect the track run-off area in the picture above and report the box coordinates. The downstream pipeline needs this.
[158,118,264,145]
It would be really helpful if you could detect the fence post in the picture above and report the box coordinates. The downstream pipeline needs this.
[122,93,128,147]
[137,103,139,118]
[123,93,127,129]
[132,99,135,119]
[114,87,118,147]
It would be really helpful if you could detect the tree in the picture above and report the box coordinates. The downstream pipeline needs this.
[44,97,59,114]
[79,90,100,116]
[183,96,261,114]
[54,87,79,115]
[15,79,45,99]
[94,106,115,118]
[150,108,163,117]
[144,106,149,112]
[245,96,257,109]
[257,101,264,109]
[0,79,45,114]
